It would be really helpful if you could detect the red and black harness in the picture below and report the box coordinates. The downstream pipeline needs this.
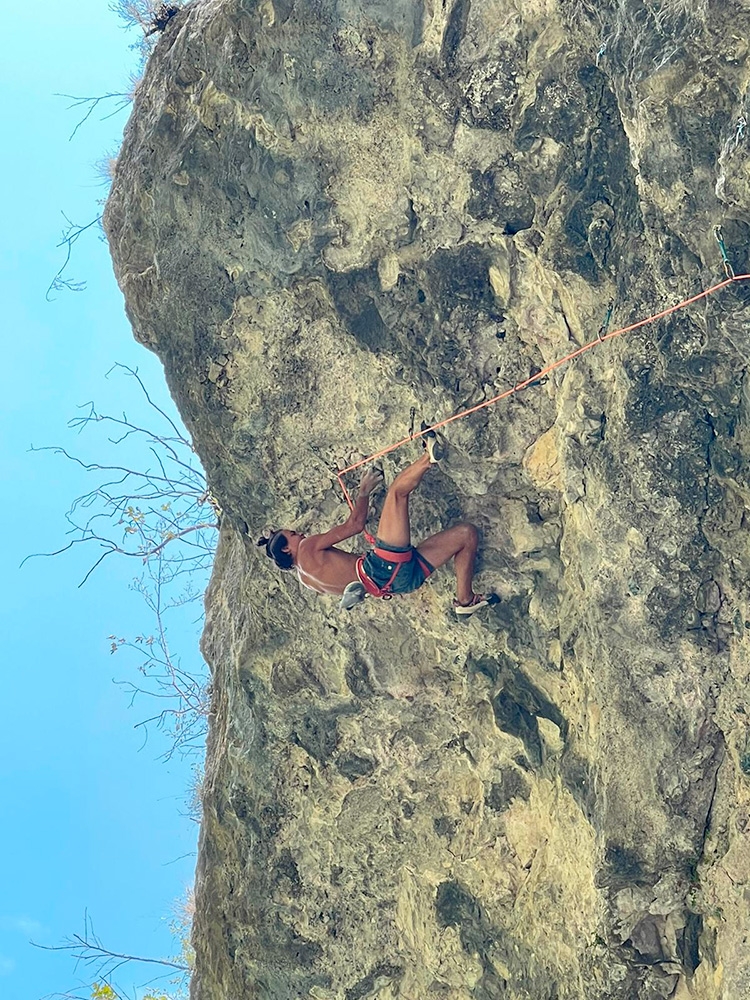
[355,544,433,600]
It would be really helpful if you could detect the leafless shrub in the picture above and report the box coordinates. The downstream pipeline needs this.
[34,911,190,1000]
[94,152,120,188]
[109,1,184,37]
[24,364,219,757]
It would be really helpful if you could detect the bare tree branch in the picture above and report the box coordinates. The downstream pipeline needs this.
[27,367,216,759]
[34,911,190,1000]
[107,364,188,442]
[110,552,211,758]
[46,213,102,301]
[20,523,217,586]
[55,92,132,142]
[33,937,188,972]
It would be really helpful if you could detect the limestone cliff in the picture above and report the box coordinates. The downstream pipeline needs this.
[104,1,750,997]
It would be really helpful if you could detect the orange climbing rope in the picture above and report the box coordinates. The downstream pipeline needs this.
[335,273,750,509]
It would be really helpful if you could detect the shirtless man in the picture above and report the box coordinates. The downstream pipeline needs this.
[257,438,497,615]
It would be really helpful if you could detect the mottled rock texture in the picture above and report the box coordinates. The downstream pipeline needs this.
[104,0,750,997]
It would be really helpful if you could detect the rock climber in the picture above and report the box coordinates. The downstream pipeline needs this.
[257,433,498,615]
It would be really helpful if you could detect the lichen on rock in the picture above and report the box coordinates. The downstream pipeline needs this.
[104,0,750,997]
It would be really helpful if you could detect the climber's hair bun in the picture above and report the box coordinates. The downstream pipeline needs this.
[256,530,294,571]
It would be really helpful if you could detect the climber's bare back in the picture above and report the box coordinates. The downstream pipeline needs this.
[294,535,359,595]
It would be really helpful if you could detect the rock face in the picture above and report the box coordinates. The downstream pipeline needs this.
[104,1,750,997]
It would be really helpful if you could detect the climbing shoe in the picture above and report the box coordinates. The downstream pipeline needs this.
[453,593,500,616]
[339,581,367,611]
[420,421,446,464]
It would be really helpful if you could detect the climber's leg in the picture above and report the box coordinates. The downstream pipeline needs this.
[374,453,432,548]
[416,522,479,606]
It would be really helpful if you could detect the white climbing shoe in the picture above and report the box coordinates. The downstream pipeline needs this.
[339,581,367,611]
[421,425,446,463]
[454,593,500,616]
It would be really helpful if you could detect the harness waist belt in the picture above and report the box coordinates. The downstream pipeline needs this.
[356,547,432,599]
[372,547,413,563]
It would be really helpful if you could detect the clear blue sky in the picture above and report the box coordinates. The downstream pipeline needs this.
[1,5,204,999]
